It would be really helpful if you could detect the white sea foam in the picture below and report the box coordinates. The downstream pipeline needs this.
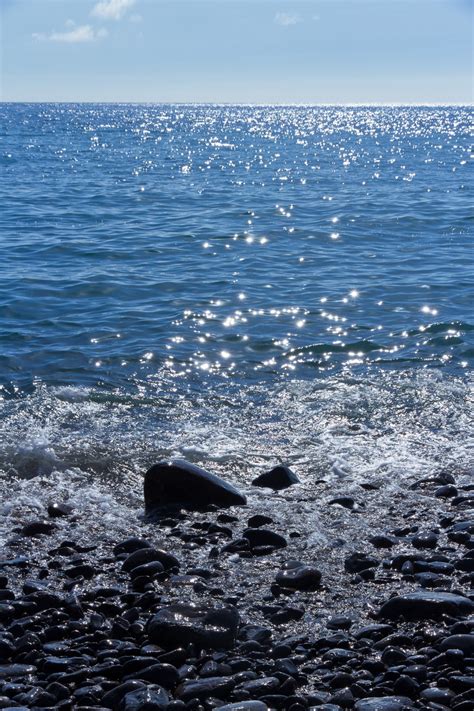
[0,370,472,550]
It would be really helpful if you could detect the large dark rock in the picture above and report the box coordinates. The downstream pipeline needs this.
[147,603,240,650]
[144,460,246,513]
[378,591,474,620]
[252,466,299,491]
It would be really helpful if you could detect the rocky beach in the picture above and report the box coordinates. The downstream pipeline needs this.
[1,458,473,711]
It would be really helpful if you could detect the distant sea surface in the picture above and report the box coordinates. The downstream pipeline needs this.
[0,104,472,537]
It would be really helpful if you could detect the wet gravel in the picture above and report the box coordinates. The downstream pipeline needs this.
[0,464,473,710]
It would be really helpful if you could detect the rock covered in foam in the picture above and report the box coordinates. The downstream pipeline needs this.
[144,459,246,513]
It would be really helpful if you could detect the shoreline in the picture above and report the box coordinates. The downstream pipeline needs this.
[1,461,473,710]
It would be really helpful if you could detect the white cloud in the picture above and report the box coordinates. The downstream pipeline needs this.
[33,25,108,43]
[91,0,136,21]
[274,12,301,27]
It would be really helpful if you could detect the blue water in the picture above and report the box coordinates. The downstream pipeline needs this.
[0,104,472,534]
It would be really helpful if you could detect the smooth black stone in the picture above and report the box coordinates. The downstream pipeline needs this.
[0,664,36,677]
[47,503,73,518]
[0,605,14,623]
[247,515,274,528]
[176,676,235,701]
[326,616,353,630]
[102,681,147,709]
[129,561,165,580]
[369,535,397,549]
[455,556,474,572]
[122,548,179,573]
[119,684,169,711]
[242,529,287,549]
[328,496,356,510]
[344,553,379,574]
[144,460,246,513]
[420,687,455,704]
[238,677,280,695]
[20,521,57,537]
[238,624,272,644]
[354,624,394,640]
[440,634,474,654]
[217,703,268,711]
[269,607,304,624]
[435,485,458,498]
[251,466,299,491]
[412,531,438,549]
[412,560,454,575]
[127,662,179,687]
[114,538,153,556]
[147,603,239,650]
[354,698,414,710]
[275,561,321,590]
[378,591,474,620]
[393,675,419,698]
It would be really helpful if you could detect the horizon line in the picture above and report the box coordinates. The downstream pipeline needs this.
[1,100,473,107]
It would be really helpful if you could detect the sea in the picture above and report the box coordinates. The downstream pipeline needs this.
[0,104,473,545]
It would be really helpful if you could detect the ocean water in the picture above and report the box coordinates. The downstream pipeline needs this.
[0,104,473,544]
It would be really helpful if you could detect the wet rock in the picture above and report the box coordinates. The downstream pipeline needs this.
[119,685,169,711]
[354,698,413,710]
[144,459,247,513]
[47,503,73,518]
[251,466,299,491]
[344,553,379,574]
[327,616,353,630]
[217,703,268,711]
[328,496,357,510]
[102,681,147,709]
[369,535,397,549]
[275,560,321,590]
[242,529,287,550]
[114,538,153,556]
[269,606,304,624]
[378,591,474,620]
[412,531,438,549]
[147,603,239,649]
[128,662,179,687]
[0,664,36,678]
[439,634,474,654]
[435,485,458,498]
[122,548,179,573]
[239,624,272,644]
[176,676,236,701]
[20,521,57,537]
[248,515,274,528]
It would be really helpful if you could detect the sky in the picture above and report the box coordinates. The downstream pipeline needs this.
[0,0,472,103]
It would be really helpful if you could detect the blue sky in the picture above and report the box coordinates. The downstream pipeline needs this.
[1,0,472,103]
